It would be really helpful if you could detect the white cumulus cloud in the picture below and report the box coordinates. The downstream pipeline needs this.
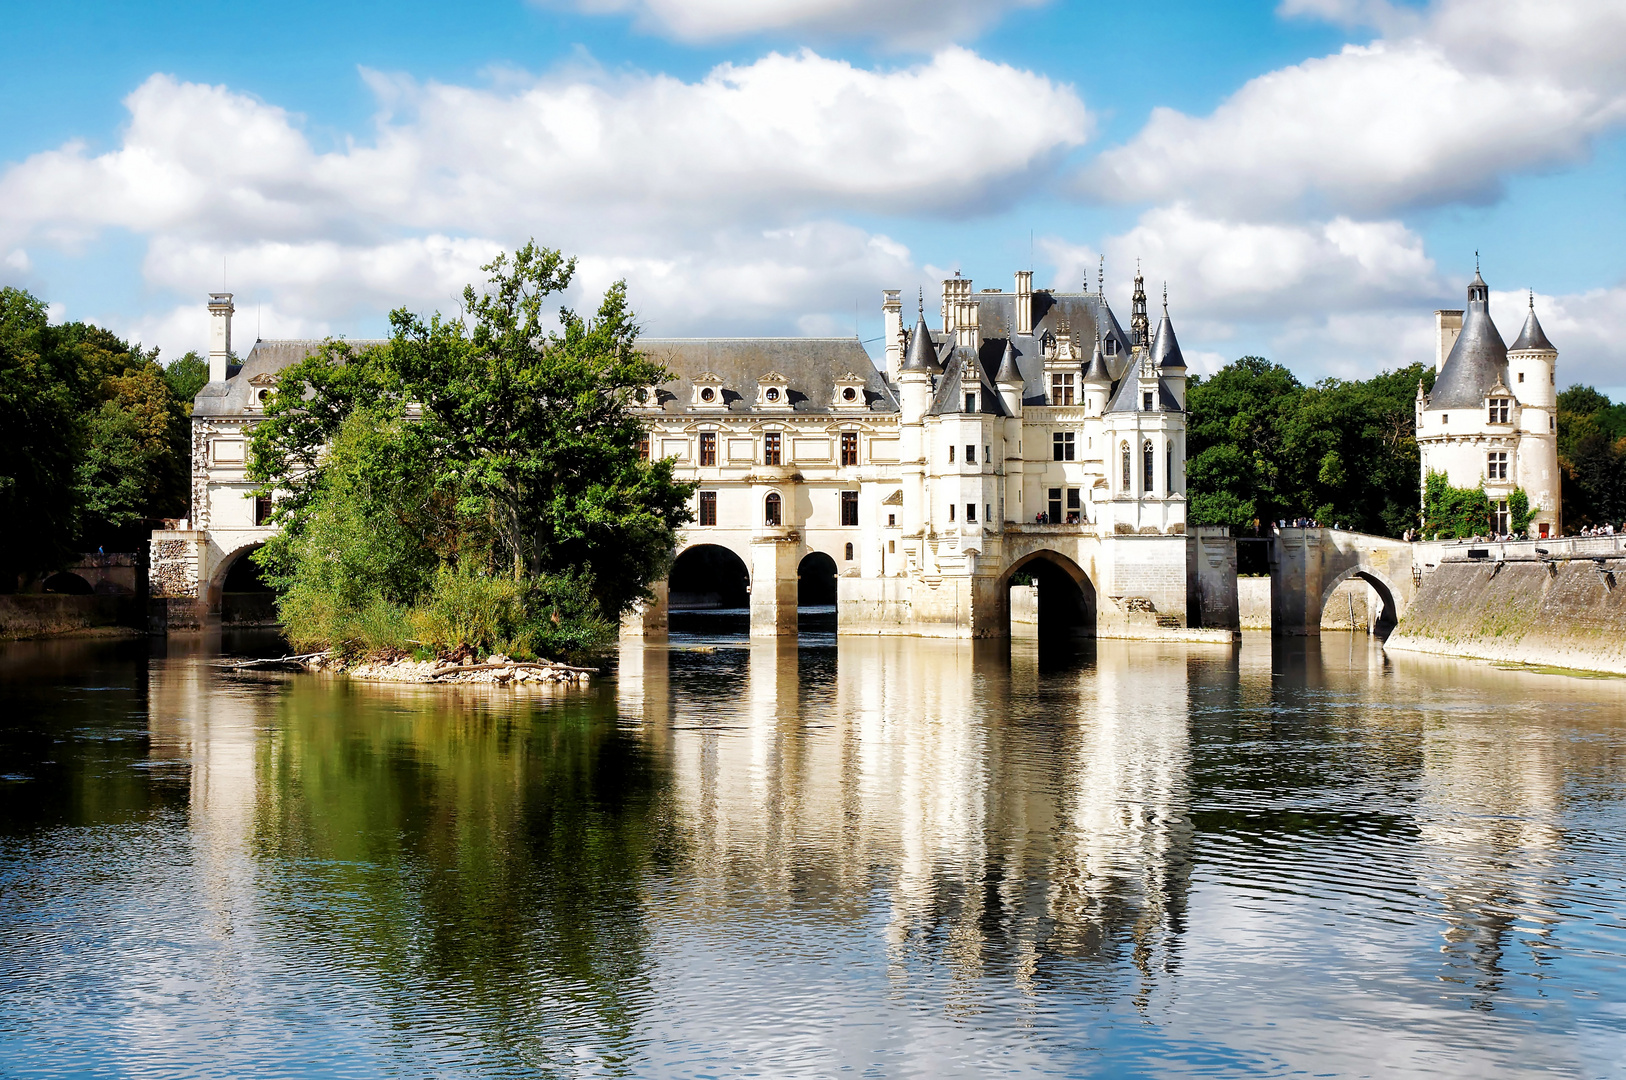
[545,0,1048,48]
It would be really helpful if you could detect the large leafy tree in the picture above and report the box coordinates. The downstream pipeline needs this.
[1185,356,1303,529]
[1557,385,1626,529]
[249,242,693,639]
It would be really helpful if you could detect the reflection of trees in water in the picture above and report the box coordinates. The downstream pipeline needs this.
[252,680,675,1072]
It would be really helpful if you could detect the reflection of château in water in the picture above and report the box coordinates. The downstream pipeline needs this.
[620,637,1195,986]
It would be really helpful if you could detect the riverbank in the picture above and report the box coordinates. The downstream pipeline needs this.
[1385,555,1626,675]
[0,594,145,640]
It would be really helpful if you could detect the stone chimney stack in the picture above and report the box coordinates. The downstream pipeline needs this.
[941,274,972,335]
[208,292,235,383]
[882,290,903,381]
[955,298,980,349]
[1434,309,1463,373]
[1014,270,1033,336]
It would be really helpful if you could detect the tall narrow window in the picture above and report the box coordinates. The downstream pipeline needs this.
[965,393,977,413]
[1052,431,1075,461]
[1167,442,1174,493]
[764,491,782,526]
[840,490,859,526]
[1143,440,1155,494]
[764,432,781,465]
[840,431,858,466]
[1491,499,1509,534]
[1143,391,1154,411]
[699,432,717,466]
[1121,443,1131,490]
[949,503,955,521]
[844,542,854,561]
[948,445,955,463]
[1048,488,1062,523]
[698,490,717,526]
[966,503,977,523]
[966,445,976,464]
[1066,488,1081,524]
[638,433,650,460]
[254,496,273,526]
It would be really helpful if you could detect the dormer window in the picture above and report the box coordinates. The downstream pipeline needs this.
[755,371,793,410]
[1105,338,1117,356]
[246,372,276,410]
[1488,397,1510,423]
[1049,373,1074,405]
[692,372,728,410]
[832,372,868,410]
[1142,391,1154,411]
[631,385,661,409]
[965,392,977,412]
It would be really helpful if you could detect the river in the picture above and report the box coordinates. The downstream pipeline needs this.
[2,628,1624,1078]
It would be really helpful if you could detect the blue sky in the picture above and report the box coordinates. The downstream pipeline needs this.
[3,0,1624,392]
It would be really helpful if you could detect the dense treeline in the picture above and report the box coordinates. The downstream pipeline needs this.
[1186,356,1433,537]
[248,242,693,661]
[1557,385,1626,529]
[0,286,206,588]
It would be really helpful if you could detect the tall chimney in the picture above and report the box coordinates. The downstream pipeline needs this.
[1434,309,1463,373]
[208,292,235,383]
[1014,270,1033,336]
[882,290,903,381]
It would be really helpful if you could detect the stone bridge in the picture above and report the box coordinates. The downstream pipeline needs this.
[1267,527,1418,636]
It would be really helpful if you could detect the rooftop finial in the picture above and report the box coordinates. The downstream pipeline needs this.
[1475,250,1480,273]
[1163,282,1168,313]
[1529,288,1535,310]
[918,287,924,315]
[1098,255,1104,296]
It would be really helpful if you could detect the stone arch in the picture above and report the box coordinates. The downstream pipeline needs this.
[669,542,752,611]
[999,549,1097,640]
[1317,563,1401,639]
[42,572,93,595]
[211,543,277,624]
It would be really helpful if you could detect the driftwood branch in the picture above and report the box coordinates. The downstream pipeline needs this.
[224,651,330,670]
[429,661,599,678]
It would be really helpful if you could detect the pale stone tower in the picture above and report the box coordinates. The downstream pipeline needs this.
[208,292,234,383]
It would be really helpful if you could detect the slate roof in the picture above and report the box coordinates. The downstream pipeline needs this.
[193,338,388,418]
[968,290,1134,406]
[637,337,897,414]
[900,313,942,374]
[927,346,1012,417]
[1104,360,1181,414]
[1510,302,1555,353]
[1429,276,1508,411]
[1150,312,1186,370]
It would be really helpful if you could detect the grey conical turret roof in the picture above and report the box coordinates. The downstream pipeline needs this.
[1083,336,1111,385]
[900,311,941,374]
[1430,270,1507,410]
[1150,308,1186,371]
[1510,296,1555,352]
[994,339,1023,385]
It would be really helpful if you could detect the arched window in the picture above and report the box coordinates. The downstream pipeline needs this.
[1121,442,1131,491]
[1166,441,1174,494]
[764,491,782,526]
[844,542,854,561]
[1143,440,1155,494]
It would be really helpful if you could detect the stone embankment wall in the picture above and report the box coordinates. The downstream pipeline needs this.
[0,595,143,639]
[1386,555,1626,674]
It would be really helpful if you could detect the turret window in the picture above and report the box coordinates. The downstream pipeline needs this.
[1488,398,1510,423]
[1167,442,1174,494]
[1518,372,1525,383]
[966,445,977,464]
[1143,440,1155,493]
[948,445,956,464]
[1121,443,1131,490]
[966,503,977,523]
[1052,432,1075,461]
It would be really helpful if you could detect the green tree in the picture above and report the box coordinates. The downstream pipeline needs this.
[1185,356,1302,529]
[249,242,692,657]
[164,351,209,414]
[1556,385,1626,529]
[0,288,81,581]
[1422,470,1492,539]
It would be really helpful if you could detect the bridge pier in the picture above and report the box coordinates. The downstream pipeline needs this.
[1268,528,1416,637]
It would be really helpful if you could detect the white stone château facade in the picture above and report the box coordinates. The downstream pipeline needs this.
[151,272,1235,639]
[1417,269,1561,538]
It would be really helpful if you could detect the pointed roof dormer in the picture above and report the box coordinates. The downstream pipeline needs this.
[1151,286,1186,372]
[1510,292,1555,353]
[995,339,1023,386]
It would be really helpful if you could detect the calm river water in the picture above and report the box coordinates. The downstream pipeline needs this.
[2,626,1625,1078]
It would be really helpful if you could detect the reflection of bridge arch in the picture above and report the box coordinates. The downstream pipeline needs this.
[1318,564,1401,639]
[999,549,1097,639]
[669,542,752,610]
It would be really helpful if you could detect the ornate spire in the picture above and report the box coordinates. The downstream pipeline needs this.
[1131,263,1149,348]
[1097,255,1104,296]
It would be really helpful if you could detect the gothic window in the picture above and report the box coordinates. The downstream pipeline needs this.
[1167,441,1174,494]
[840,431,858,466]
[698,491,717,526]
[840,490,859,526]
[699,432,717,466]
[764,491,782,526]
[764,432,782,465]
[1143,440,1155,494]
[1053,432,1075,461]
[1121,442,1131,491]
[1487,451,1508,480]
